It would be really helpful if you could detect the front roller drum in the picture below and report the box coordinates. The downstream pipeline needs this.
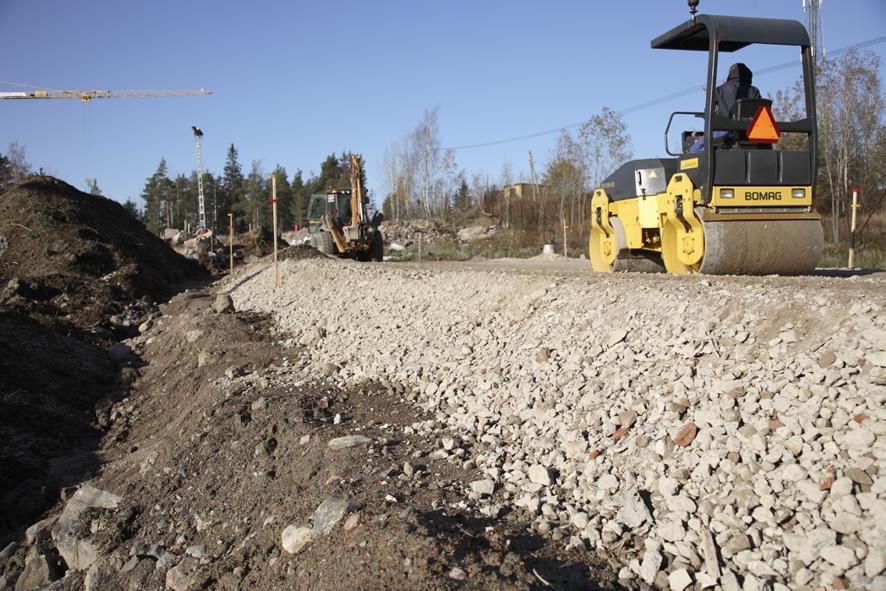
[698,215,823,275]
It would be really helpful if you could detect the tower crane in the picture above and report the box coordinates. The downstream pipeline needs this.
[0,84,211,101]
[1,82,211,229]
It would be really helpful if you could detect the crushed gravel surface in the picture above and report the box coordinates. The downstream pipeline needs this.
[228,257,886,590]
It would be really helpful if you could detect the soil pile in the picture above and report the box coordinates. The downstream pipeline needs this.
[229,228,289,261]
[0,176,204,548]
[0,176,205,333]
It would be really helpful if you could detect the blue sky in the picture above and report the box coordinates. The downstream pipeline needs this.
[1,0,884,207]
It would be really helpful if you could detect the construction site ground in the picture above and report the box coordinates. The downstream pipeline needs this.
[1,180,884,591]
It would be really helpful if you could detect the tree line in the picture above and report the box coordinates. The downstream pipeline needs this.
[138,146,364,235]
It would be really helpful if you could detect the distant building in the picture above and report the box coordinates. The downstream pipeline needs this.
[503,183,543,200]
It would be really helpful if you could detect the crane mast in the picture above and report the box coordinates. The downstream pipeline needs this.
[192,127,207,232]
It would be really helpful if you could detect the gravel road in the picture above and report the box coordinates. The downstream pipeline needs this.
[230,257,886,590]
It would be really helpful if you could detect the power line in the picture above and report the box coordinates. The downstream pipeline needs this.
[446,33,886,151]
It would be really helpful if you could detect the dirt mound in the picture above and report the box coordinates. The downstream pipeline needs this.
[230,228,289,261]
[0,176,205,333]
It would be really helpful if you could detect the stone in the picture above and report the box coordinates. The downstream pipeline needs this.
[448,567,467,580]
[665,494,697,513]
[668,568,693,591]
[327,435,370,450]
[213,293,235,314]
[24,516,56,545]
[527,465,553,487]
[674,423,698,447]
[844,427,875,449]
[700,528,721,577]
[83,557,120,591]
[617,490,652,528]
[784,527,836,566]
[343,513,360,531]
[312,497,350,534]
[639,549,663,585]
[722,534,751,557]
[747,560,778,577]
[185,545,206,559]
[166,557,199,591]
[619,410,638,428]
[597,473,619,492]
[281,526,317,555]
[865,550,886,578]
[14,550,63,591]
[820,545,859,571]
[828,512,864,534]
[845,467,873,487]
[607,329,628,347]
[470,479,495,496]
[818,351,836,367]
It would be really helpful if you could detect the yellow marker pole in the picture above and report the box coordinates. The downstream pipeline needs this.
[848,188,859,269]
[271,174,280,288]
[228,213,234,274]
[418,233,422,262]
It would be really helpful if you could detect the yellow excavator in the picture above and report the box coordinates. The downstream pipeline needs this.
[589,3,823,275]
[307,154,384,261]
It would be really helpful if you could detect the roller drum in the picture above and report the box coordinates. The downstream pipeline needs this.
[699,213,823,275]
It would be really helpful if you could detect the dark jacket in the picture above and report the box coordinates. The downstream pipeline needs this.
[714,63,761,117]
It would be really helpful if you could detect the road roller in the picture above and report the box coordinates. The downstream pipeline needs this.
[589,8,823,275]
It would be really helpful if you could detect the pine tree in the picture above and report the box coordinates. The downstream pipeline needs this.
[141,158,174,234]
[269,165,293,231]
[222,144,246,229]
[122,198,142,221]
[455,179,470,209]
[0,153,11,191]
[290,170,306,227]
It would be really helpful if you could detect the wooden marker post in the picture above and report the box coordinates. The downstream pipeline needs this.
[562,218,568,258]
[848,188,859,269]
[271,175,280,288]
[228,213,234,274]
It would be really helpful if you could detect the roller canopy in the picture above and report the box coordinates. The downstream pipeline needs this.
[652,14,811,52]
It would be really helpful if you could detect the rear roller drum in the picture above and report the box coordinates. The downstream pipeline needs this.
[698,215,823,275]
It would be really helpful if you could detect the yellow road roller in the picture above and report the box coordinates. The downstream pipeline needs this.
[589,9,823,275]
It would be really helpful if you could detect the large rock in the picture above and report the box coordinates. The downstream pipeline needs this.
[51,484,121,571]
[14,550,63,591]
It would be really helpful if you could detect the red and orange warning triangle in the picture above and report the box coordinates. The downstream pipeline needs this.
[747,105,781,143]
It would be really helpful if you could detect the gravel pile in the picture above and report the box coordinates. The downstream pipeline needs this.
[230,259,886,590]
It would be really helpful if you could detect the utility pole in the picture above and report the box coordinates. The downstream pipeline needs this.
[803,0,824,66]
[192,126,207,232]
